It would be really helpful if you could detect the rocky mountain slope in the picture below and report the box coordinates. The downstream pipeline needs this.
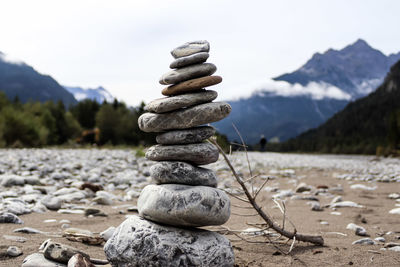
[278,59,400,154]
[214,40,400,144]
[0,52,77,106]
[64,86,114,103]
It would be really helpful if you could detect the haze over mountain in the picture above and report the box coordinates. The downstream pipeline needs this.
[275,39,400,98]
[0,51,77,107]
[214,39,400,144]
[278,59,400,154]
[64,86,114,103]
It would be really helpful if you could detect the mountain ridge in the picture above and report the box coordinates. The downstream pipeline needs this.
[214,39,400,144]
[0,52,77,106]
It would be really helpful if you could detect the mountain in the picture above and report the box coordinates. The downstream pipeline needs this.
[277,59,400,154]
[0,52,77,106]
[64,86,114,103]
[214,39,400,144]
[275,39,400,98]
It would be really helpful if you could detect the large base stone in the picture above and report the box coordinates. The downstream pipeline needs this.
[104,215,234,267]
[150,161,217,187]
[138,184,230,227]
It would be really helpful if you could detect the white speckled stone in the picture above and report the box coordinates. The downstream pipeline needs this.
[170,40,210,59]
[138,184,230,227]
[104,215,234,267]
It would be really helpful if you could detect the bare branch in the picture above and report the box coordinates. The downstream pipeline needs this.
[209,138,324,246]
[253,177,270,199]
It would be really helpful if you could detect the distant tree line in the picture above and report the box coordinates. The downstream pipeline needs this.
[0,92,155,147]
[0,92,230,149]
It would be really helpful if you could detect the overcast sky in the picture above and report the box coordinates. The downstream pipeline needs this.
[1,0,400,106]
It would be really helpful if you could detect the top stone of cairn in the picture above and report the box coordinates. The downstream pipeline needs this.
[171,40,210,59]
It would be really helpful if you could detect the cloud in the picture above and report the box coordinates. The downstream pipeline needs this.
[227,79,352,101]
[0,53,24,65]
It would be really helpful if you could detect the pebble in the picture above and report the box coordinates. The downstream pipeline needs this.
[3,234,28,243]
[100,226,116,241]
[67,254,95,267]
[330,211,342,215]
[138,102,231,132]
[145,143,219,165]
[346,223,368,236]
[159,63,216,85]
[330,201,363,208]
[58,209,85,214]
[170,52,209,68]
[150,161,217,187]
[388,193,400,199]
[162,75,222,96]
[170,40,210,59]
[374,237,385,242]
[0,212,24,224]
[350,184,377,190]
[309,201,323,211]
[156,126,215,145]
[7,246,23,257]
[14,227,42,234]
[138,184,230,227]
[145,90,217,113]
[41,196,63,211]
[389,208,400,214]
[295,182,312,193]
[104,215,234,266]
[0,174,25,187]
[43,241,90,264]
[352,238,375,245]
[22,253,67,267]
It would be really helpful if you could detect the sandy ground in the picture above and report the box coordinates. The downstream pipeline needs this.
[1,158,400,266]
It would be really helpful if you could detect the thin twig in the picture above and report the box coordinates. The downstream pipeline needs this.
[232,123,253,193]
[253,177,270,199]
[209,138,324,246]
[231,212,259,217]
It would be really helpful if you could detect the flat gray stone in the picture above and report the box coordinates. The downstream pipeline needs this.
[170,52,209,69]
[159,63,216,85]
[170,40,210,59]
[44,241,90,264]
[22,253,67,267]
[138,102,231,132]
[156,126,215,145]
[0,212,24,224]
[41,195,62,211]
[145,90,217,113]
[104,215,234,267]
[145,143,219,165]
[150,161,217,187]
[138,184,230,227]
[7,246,23,257]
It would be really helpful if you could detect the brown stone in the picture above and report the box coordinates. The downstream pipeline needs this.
[162,76,222,96]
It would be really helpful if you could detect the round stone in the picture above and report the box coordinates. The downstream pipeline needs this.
[145,90,217,113]
[138,102,231,132]
[156,126,215,145]
[138,184,230,227]
[170,52,209,69]
[162,76,222,96]
[150,161,217,187]
[145,143,218,165]
[170,40,210,59]
[104,215,234,267]
[159,63,216,85]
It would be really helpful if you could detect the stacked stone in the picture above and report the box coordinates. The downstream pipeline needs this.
[104,41,234,267]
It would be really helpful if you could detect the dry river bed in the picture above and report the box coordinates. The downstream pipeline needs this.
[0,149,400,266]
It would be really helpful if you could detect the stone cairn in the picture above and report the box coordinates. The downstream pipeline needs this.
[104,40,234,266]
